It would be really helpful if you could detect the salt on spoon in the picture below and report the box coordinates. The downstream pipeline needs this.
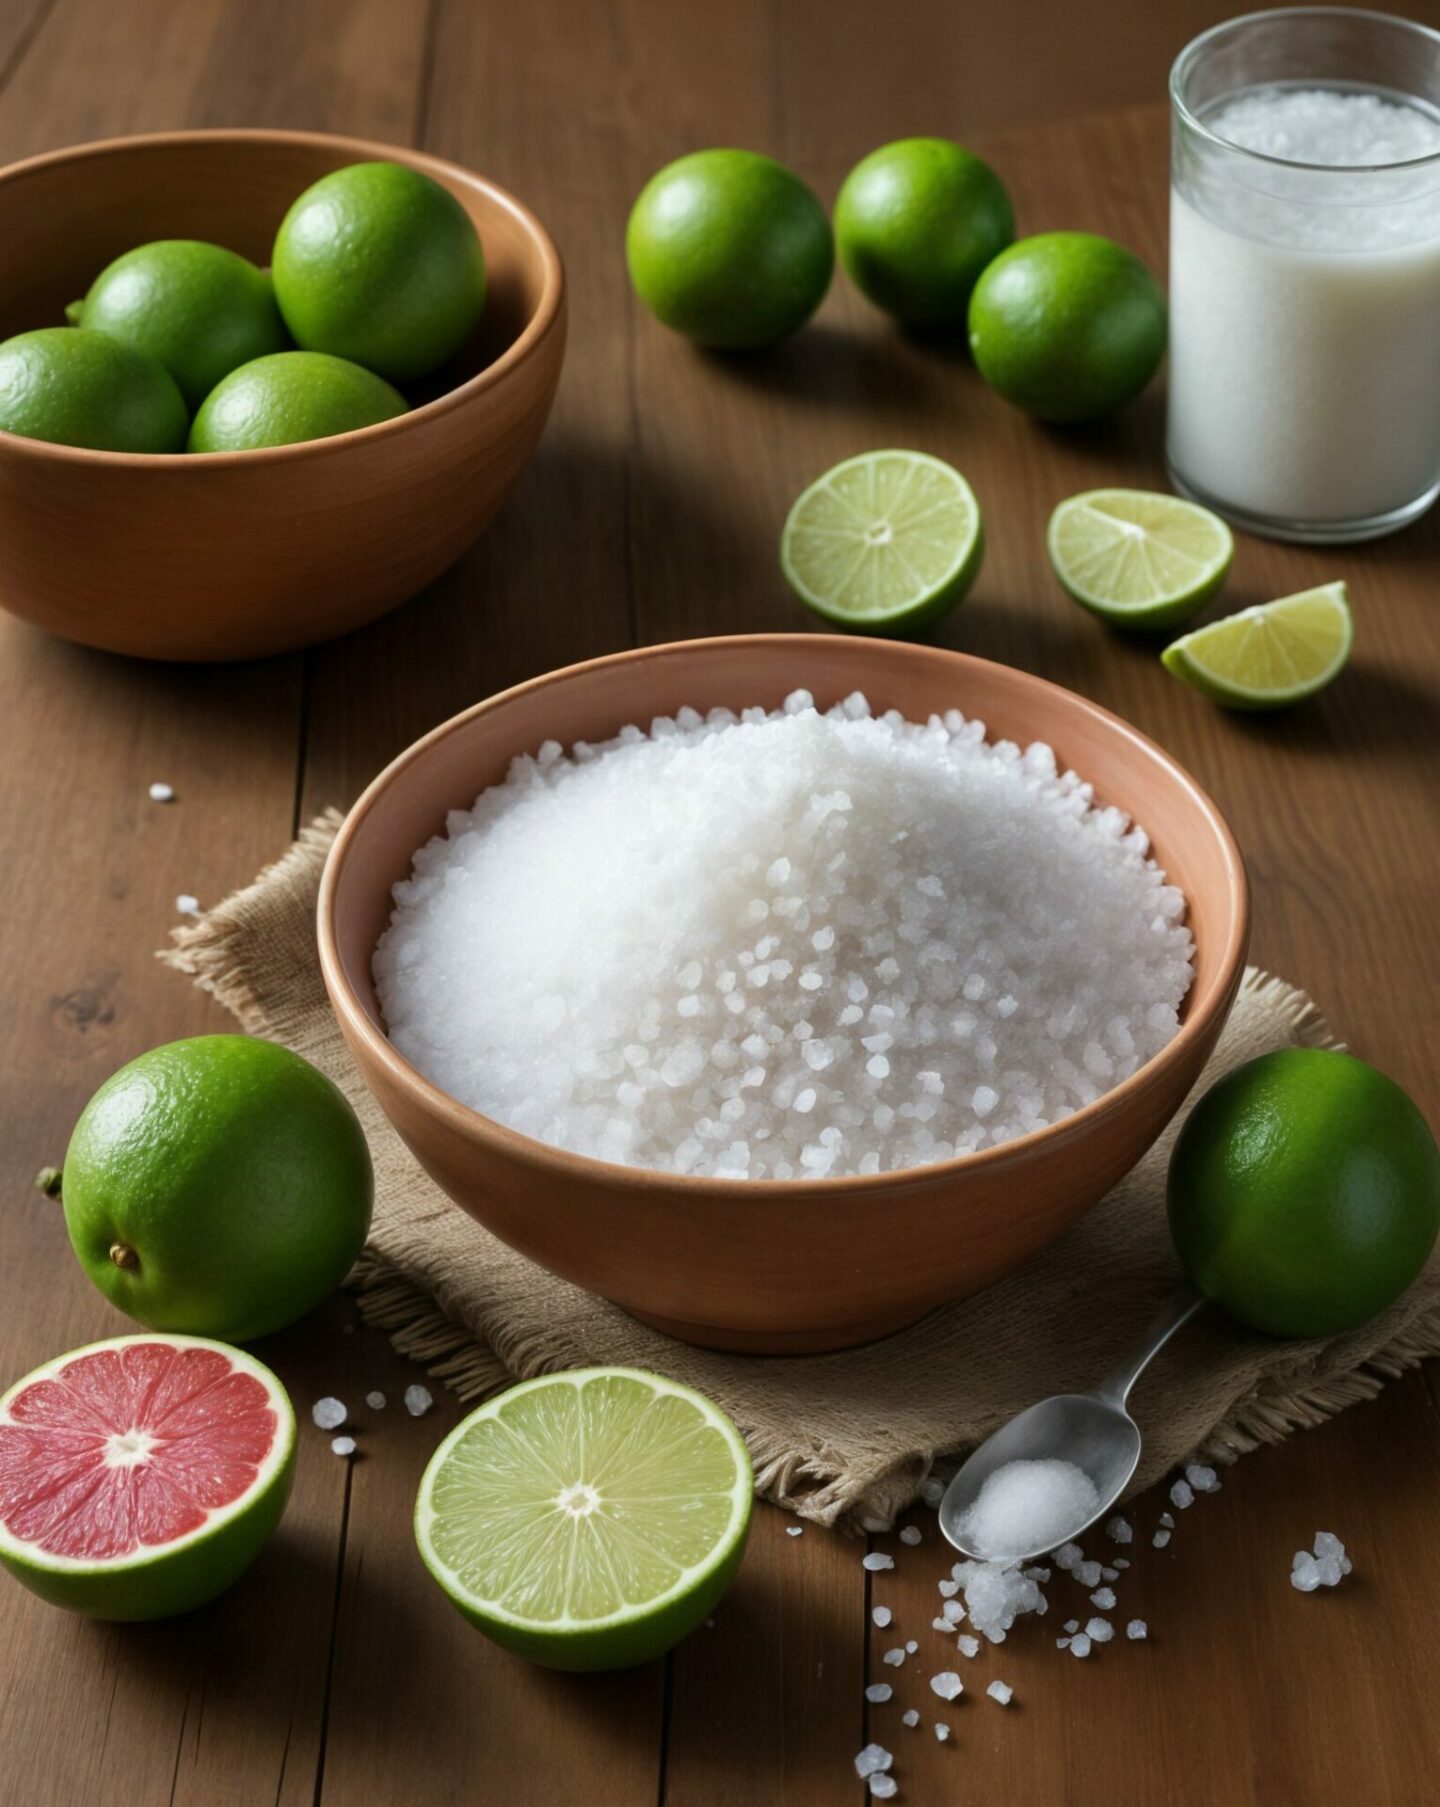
[940,1285,1203,1562]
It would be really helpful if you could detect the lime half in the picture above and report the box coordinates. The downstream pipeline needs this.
[781,450,983,633]
[1162,581,1353,711]
[1047,489,1232,629]
[414,1367,752,1670]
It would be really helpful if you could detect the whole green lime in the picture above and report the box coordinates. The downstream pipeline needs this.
[271,161,486,381]
[626,149,833,349]
[72,240,291,411]
[61,1035,374,1342]
[188,350,407,451]
[1168,1049,1440,1338]
[967,231,1166,422]
[0,327,187,452]
[834,137,1013,326]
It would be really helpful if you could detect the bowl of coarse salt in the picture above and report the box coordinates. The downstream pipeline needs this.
[318,635,1249,1353]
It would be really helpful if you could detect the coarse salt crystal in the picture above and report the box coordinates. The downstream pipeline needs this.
[1090,1587,1116,1611]
[1170,1479,1195,1510]
[311,1398,347,1430]
[330,1436,356,1457]
[1069,1633,1092,1658]
[956,1634,980,1658]
[921,1478,946,1507]
[986,1680,1014,1706]
[365,1391,386,1410]
[1153,1529,1171,1549]
[902,1709,920,1728]
[786,1525,804,1537]
[176,894,201,916]
[872,1606,892,1628]
[884,1648,905,1667]
[1085,1617,1114,1643]
[1186,1463,1221,1493]
[404,1385,433,1417]
[930,1672,964,1701]
[1075,1560,1103,1588]
[906,1640,918,1654]
[865,1684,893,1704]
[869,1777,898,1800]
[899,1525,922,1546]
[935,1724,951,1743]
[1104,1516,1133,1545]
[1126,1620,1148,1640]
[854,1743,893,1779]
[148,782,175,803]
[863,1553,895,1572]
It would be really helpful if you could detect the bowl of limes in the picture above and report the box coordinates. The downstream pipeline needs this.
[0,129,566,660]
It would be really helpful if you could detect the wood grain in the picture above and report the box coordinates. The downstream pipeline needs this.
[1,1,1438,1804]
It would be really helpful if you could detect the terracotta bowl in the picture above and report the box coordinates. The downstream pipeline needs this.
[0,130,565,660]
[319,635,1250,1354]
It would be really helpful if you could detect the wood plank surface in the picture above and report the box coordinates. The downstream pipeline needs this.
[1,2,1438,1805]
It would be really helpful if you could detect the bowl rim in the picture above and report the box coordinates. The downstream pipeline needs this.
[0,127,566,469]
[318,634,1252,1201]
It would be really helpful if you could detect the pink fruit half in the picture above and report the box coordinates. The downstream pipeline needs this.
[0,1334,295,1619]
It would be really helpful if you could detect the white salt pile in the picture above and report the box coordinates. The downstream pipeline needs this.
[376,690,1193,1179]
[949,1558,1047,1643]
[1291,1532,1352,1592]
[957,1458,1100,1560]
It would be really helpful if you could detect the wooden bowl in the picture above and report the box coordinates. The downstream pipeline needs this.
[0,130,565,660]
[319,636,1250,1354]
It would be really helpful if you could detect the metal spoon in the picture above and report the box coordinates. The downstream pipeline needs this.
[938,1284,1204,1563]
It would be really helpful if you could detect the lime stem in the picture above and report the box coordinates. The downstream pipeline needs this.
[109,1242,140,1272]
[35,1166,62,1199]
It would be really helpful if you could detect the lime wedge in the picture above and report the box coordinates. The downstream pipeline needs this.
[781,449,983,633]
[414,1367,752,1671]
[1047,489,1232,629]
[1161,582,1353,711]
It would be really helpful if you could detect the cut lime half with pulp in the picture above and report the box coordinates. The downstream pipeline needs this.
[414,1367,752,1671]
[1047,489,1232,629]
[1162,581,1353,711]
[781,449,983,634]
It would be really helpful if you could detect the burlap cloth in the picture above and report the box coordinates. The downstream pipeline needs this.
[162,813,1440,1529]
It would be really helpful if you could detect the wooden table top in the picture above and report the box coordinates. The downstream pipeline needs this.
[2,2,1439,1803]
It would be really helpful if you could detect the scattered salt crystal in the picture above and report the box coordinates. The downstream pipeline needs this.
[365,1391,386,1410]
[404,1384,433,1417]
[176,894,201,916]
[1170,1479,1195,1511]
[1185,1463,1221,1494]
[932,1617,953,1632]
[1064,1619,1079,1634]
[937,1578,960,1598]
[1069,1633,1092,1658]
[1057,1637,1071,1649]
[986,1680,1014,1706]
[1100,1567,1118,1582]
[865,1684,893,1704]
[942,1599,964,1624]
[956,1634,980,1658]
[902,1709,920,1728]
[935,1723,951,1743]
[1159,1512,1175,1529]
[854,1743,893,1779]
[905,1640,918,1654]
[921,1478,946,1507]
[148,782,174,803]
[1075,1561,1103,1588]
[330,1436,356,1457]
[899,1525,922,1546]
[1022,1565,1051,1582]
[949,1558,1046,1643]
[869,1777,898,1800]
[1104,1516,1133,1545]
[1085,1617,1114,1643]
[863,1553,895,1572]
[930,1672,964,1701]
[1053,1543,1083,1571]
[375,695,1194,1180]
[956,1458,1099,1561]
[1090,1587,1116,1611]
[1126,1620,1148,1640]
[872,1606,892,1628]
[787,1525,804,1537]
[1113,1558,1130,1570]
[1153,1529,1171,1549]
[884,1648,906,1667]
[1292,1532,1352,1590]
[312,1397,347,1430]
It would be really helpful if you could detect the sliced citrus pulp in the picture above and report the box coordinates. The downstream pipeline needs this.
[0,1334,295,1619]
[780,449,983,633]
[415,1367,752,1670]
[1047,488,1232,628]
[1161,581,1353,710]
